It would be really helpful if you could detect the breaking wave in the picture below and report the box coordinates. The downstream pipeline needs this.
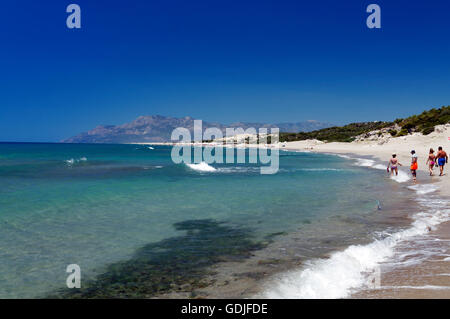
[186,162,217,172]
[261,172,448,299]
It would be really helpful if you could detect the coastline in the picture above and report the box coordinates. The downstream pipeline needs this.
[153,170,418,299]
[279,128,450,298]
[134,126,450,298]
[282,124,450,196]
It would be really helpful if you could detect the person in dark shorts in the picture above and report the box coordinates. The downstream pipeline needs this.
[436,146,448,176]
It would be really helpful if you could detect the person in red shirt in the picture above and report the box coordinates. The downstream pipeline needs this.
[410,150,418,182]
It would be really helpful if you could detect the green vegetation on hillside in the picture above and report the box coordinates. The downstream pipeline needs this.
[280,106,450,143]
[393,106,450,137]
[280,122,391,143]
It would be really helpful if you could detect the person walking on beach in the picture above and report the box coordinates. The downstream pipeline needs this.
[410,150,418,182]
[426,148,436,176]
[387,153,402,176]
[436,146,448,176]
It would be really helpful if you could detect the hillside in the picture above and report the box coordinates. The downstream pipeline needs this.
[280,106,450,143]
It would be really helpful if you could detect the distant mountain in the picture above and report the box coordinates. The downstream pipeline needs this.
[62,115,333,143]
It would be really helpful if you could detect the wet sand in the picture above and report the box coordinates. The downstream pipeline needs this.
[352,218,450,298]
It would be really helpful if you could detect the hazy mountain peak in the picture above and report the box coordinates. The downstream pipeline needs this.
[62,115,333,143]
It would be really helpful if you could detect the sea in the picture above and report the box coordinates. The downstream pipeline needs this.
[0,143,448,298]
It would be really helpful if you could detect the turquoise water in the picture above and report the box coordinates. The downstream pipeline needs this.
[0,143,404,298]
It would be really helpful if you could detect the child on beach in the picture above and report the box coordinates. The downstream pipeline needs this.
[436,146,448,176]
[387,153,402,175]
[426,148,436,176]
[410,150,418,182]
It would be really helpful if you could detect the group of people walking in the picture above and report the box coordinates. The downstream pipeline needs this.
[387,146,448,182]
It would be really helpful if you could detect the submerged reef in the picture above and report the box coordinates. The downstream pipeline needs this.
[51,219,272,298]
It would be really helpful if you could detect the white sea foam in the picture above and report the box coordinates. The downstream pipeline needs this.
[216,167,260,174]
[335,154,351,159]
[408,184,438,195]
[186,162,217,172]
[350,156,411,183]
[390,170,411,183]
[355,158,375,167]
[144,165,163,170]
[262,182,449,299]
[201,167,345,174]
[65,157,87,166]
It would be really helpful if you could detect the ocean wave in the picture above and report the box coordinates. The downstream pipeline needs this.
[186,162,217,172]
[143,165,164,170]
[408,184,438,195]
[261,191,449,299]
[185,165,345,174]
[65,157,87,166]
[347,156,410,183]
[390,170,411,183]
[216,167,260,174]
[335,154,351,159]
[355,158,375,167]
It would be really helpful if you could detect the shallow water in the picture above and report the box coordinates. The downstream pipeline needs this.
[0,143,414,298]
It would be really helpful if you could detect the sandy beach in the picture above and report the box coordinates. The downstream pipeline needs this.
[282,124,450,298]
[282,124,450,195]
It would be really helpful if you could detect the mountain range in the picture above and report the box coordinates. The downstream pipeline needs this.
[62,115,333,143]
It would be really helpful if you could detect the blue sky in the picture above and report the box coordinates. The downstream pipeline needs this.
[1,0,449,142]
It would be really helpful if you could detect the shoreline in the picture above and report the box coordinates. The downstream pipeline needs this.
[151,151,445,299]
[154,164,417,299]
[134,128,450,298]
[278,132,450,298]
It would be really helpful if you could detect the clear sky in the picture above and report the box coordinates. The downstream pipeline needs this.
[1,0,449,142]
